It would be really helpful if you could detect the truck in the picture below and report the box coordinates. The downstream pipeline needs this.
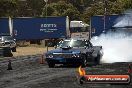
[45,39,103,68]
[70,21,90,40]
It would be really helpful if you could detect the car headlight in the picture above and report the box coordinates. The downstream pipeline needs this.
[46,54,53,58]
[72,54,80,58]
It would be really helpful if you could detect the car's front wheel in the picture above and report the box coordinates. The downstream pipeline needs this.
[48,62,55,68]
[12,47,16,52]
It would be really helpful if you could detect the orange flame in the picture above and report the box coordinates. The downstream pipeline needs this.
[78,66,86,76]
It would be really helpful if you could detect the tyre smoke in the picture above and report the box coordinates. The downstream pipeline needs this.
[91,33,132,63]
[91,10,132,63]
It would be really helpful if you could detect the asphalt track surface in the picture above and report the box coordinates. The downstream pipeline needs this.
[0,55,132,88]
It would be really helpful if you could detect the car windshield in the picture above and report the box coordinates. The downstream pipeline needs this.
[2,36,14,41]
[57,40,87,48]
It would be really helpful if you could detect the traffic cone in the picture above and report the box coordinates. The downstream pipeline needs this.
[39,55,44,64]
[7,60,13,70]
[128,64,132,74]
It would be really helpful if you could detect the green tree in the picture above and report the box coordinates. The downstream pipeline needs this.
[118,0,132,9]
[0,0,18,17]
[81,1,104,23]
[109,0,124,14]
[26,0,44,17]
[81,0,126,23]
[41,1,80,20]
[16,0,44,17]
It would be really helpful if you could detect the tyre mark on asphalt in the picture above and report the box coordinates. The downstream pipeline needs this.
[1,57,132,88]
[0,66,48,81]
[0,54,41,65]
[0,61,45,79]
[4,68,75,88]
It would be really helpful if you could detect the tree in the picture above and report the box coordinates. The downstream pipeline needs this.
[41,1,80,20]
[81,1,104,23]
[109,0,124,14]
[81,0,126,23]
[16,0,44,17]
[0,0,132,20]
[0,0,18,17]
[118,0,132,9]
[26,0,44,17]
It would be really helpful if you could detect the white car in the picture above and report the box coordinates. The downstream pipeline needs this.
[0,35,16,52]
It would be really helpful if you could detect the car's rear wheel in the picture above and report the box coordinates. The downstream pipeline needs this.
[82,55,87,67]
[48,62,55,68]
[95,54,100,65]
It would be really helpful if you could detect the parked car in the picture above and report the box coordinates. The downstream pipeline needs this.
[45,39,103,68]
[0,35,16,52]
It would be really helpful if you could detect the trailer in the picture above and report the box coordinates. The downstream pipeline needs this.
[0,15,124,40]
[13,16,70,40]
[90,15,120,36]
[0,17,91,46]
[0,18,10,34]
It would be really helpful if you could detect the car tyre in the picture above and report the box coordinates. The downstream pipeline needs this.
[12,47,16,52]
[82,55,87,67]
[48,62,55,68]
[95,54,100,65]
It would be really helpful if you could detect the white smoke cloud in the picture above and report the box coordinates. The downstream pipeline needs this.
[91,9,132,63]
[91,33,132,63]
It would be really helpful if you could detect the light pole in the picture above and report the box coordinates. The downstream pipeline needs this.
[44,0,48,51]
[103,0,107,33]
[44,0,48,18]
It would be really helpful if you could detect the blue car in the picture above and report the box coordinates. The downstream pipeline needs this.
[45,39,103,68]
